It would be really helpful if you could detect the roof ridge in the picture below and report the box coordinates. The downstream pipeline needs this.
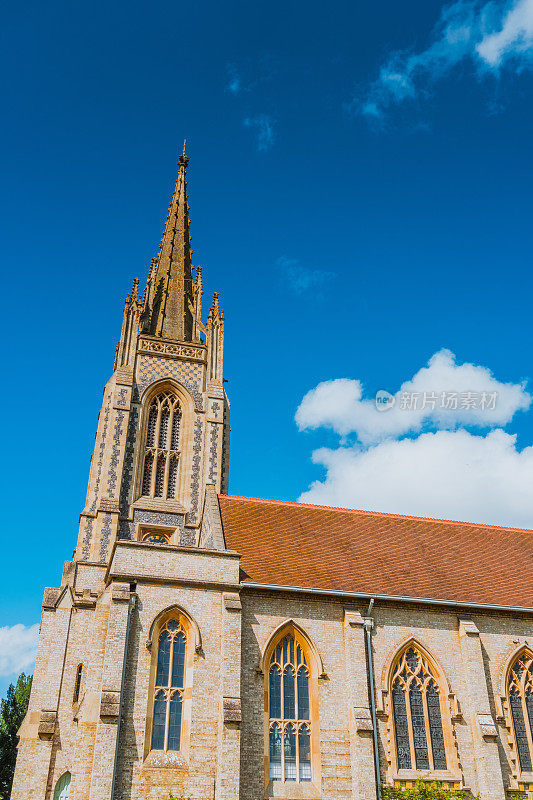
[218,493,533,534]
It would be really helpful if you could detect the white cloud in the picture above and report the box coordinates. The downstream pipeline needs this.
[0,623,39,677]
[296,349,530,445]
[477,0,533,65]
[299,429,533,528]
[296,350,533,527]
[243,114,275,152]
[355,0,533,119]
[277,256,335,294]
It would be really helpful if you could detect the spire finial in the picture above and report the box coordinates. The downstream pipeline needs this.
[178,139,189,169]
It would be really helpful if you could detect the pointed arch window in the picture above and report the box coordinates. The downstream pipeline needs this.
[53,773,71,800]
[390,646,448,773]
[267,631,315,784]
[141,390,182,500]
[150,619,187,752]
[507,650,533,773]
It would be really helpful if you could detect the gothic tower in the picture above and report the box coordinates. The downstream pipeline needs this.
[11,150,241,800]
[77,146,229,561]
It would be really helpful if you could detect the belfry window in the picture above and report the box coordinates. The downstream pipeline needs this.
[268,632,313,783]
[151,619,186,752]
[508,650,533,773]
[141,390,181,500]
[390,646,448,772]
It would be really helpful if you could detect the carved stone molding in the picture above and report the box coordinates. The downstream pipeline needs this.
[99,498,120,513]
[138,338,205,362]
[353,706,373,734]
[223,592,242,611]
[111,582,131,602]
[42,587,61,610]
[38,710,57,738]
[477,712,497,739]
[100,690,120,718]
[222,696,242,724]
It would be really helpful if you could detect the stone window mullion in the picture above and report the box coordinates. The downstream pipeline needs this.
[422,684,435,771]
[149,451,158,497]
[163,450,171,498]
[405,681,417,769]
[520,691,533,761]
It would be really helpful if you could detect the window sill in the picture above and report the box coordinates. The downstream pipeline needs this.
[391,770,462,786]
[513,771,533,789]
[133,497,186,514]
[265,780,321,799]
[142,750,188,771]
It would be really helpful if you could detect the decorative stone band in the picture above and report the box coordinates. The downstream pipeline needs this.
[38,710,57,738]
[132,497,187,514]
[138,337,206,363]
[222,696,242,724]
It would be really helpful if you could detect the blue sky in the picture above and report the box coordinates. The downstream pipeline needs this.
[1,0,533,696]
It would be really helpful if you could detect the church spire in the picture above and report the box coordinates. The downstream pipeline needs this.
[142,142,196,341]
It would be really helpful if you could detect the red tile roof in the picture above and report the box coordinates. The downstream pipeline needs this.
[218,495,533,609]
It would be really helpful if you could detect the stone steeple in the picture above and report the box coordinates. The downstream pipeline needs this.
[141,143,197,341]
[71,147,229,565]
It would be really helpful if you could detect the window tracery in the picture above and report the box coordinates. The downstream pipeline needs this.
[507,650,533,773]
[151,619,186,752]
[141,390,181,500]
[268,633,313,783]
[390,645,448,773]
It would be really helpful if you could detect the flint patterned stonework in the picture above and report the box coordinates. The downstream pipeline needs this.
[11,152,533,800]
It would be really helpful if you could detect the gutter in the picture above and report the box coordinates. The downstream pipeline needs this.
[364,600,381,799]
[240,582,533,614]
[110,593,136,800]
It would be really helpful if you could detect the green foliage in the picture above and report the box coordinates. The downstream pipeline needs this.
[382,780,479,800]
[0,673,32,800]
[168,794,191,800]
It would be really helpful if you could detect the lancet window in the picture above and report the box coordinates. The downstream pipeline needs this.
[151,619,187,752]
[141,390,181,500]
[73,664,83,704]
[508,650,533,773]
[391,646,448,772]
[268,633,312,783]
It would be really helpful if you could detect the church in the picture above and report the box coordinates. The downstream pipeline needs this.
[11,150,533,800]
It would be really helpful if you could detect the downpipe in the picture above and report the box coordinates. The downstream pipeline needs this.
[364,600,381,799]
[110,593,137,800]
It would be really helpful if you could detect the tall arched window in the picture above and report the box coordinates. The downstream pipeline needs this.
[141,390,181,500]
[151,619,187,752]
[390,645,448,773]
[267,631,314,784]
[507,649,533,773]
